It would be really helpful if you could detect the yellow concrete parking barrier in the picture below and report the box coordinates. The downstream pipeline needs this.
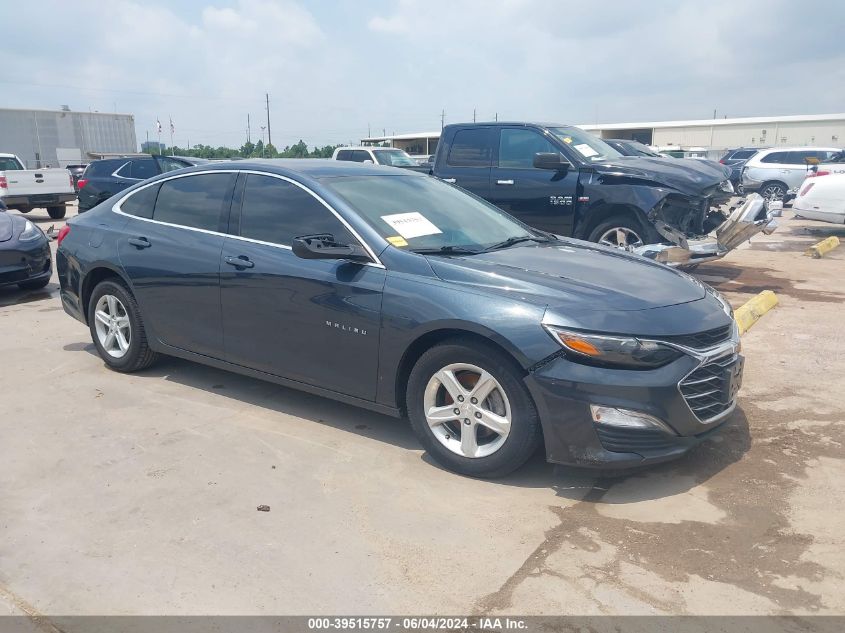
[734,290,779,335]
[804,236,840,258]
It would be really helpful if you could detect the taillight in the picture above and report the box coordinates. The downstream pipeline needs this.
[77,178,88,189]
[807,170,830,178]
[0,176,7,189]
[719,159,725,164]
[799,182,815,197]
[56,225,71,246]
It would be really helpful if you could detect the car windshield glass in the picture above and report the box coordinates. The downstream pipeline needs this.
[373,150,418,167]
[547,127,622,162]
[626,141,661,157]
[0,157,23,170]
[323,175,544,252]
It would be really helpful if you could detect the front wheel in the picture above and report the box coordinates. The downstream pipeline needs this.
[47,206,67,219]
[760,182,787,202]
[88,280,158,372]
[587,214,659,249]
[406,340,542,478]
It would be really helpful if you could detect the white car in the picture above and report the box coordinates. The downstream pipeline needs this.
[0,153,76,219]
[741,147,841,201]
[793,173,845,224]
[331,146,423,168]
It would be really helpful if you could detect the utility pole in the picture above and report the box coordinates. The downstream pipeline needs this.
[495,112,498,122]
[260,126,266,157]
[368,123,371,137]
[713,108,717,119]
[441,109,445,130]
[473,108,476,123]
[265,93,272,146]
[247,114,251,143]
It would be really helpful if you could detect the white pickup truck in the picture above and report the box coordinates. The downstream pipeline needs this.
[0,153,76,219]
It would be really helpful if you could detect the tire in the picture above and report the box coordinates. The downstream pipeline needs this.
[47,206,67,219]
[87,279,158,372]
[759,182,787,202]
[18,277,50,291]
[18,207,32,214]
[587,213,660,249]
[406,339,542,478]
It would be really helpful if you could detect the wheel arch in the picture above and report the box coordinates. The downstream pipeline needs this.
[80,265,134,325]
[576,202,653,241]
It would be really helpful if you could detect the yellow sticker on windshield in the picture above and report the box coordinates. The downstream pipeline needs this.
[386,235,409,247]
[562,137,572,143]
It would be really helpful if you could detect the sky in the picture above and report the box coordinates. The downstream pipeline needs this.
[3,0,844,149]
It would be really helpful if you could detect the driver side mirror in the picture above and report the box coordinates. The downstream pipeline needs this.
[533,152,570,171]
[292,234,371,262]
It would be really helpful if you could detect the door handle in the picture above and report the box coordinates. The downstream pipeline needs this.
[496,179,515,185]
[442,178,456,183]
[128,237,151,249]
[225,255,255,269]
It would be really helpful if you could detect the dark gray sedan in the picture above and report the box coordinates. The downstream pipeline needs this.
[0,206,52,290]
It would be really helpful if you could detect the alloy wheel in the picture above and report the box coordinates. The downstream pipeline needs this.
[423,363,512,458]
[761,184,785,201]
[598,227,644,249]
[93,294,132,358]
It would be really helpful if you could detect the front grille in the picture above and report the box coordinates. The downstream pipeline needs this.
[662,325,732,350]
[595,426,680,454]
[680,353,740,422]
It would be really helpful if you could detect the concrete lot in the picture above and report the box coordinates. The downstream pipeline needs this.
[0,203,843,620]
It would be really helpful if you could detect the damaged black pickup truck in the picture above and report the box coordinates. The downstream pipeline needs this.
[430,122,778,264]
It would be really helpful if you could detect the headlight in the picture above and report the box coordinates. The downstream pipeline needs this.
[19,219,43,242]
[543,325,684,369]
[719,179,735,193]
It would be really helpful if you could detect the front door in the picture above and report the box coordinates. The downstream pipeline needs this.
[433,126,494,198]
[487,127,580,236]
[219,173,385,400]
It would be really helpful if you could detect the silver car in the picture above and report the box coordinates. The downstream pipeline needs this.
[741,147,841,200]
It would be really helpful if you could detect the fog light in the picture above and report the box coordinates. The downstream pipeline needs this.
[590,405,676,434]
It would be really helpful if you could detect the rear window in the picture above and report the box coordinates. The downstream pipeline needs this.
[120,184,160,219]
[447,128,494,167]
[335,150,353,161]
[733,150,756,159]
[0,156,23,170]
[85,160,123,177]
[152,173,235,231]
[760,152,789,164]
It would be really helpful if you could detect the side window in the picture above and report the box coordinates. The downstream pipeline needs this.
[239,174,355,246]
[114,162,133,178]
[130,159,159,180]
[157,157,189,173]
[784,151,813,165]
[447,128,494,167]
[498,128,559,168]
[760,152,788,164]
[153,173,234,231]
[120,184,160,219]
[335,150,353,161]
[350,150,371,162]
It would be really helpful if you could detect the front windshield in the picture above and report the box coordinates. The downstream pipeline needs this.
[548,127,622,162]
[373,149,418,167]
[626,141,661,157]
[323,175,544,252]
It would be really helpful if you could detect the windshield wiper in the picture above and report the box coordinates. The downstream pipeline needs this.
[482,234,553,252]
[411,245,482,255]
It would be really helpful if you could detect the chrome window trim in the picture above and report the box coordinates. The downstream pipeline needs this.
[111,168,385,268]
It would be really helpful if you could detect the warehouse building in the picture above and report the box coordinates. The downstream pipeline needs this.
[0,107,138,168]
[361,113,845,160]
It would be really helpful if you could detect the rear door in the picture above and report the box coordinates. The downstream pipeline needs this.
[434,127,493,198]
[117,171,236,357]
[487,127,579,235]
[219,172,385,400]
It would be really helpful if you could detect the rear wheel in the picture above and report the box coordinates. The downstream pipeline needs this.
[760,182,787,202]
[406,340,542,478]
[17,207,32,214]
[47,206,66,219]
[587,214,659,249]
[88,280,158,372]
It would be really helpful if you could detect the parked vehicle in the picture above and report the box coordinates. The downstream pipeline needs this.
[741,147,840,202]
[603,139,663,158]
[57,160,743,477]
[77,155,207,212]
[793,173,845,224]
[718,147,766,190]
[0,208,52,290]
[66,164,89,192]
[429,122,776,265]
[332,146,429,171]
[0,153,76,219]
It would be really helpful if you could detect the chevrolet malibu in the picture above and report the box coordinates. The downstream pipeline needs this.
[57,160,743,477]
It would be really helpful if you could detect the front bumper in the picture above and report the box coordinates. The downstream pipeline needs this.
[0,238,52,287]
[526,338,743,468]
[633,194,778,266]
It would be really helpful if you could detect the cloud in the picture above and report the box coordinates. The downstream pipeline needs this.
[368,14,409,34]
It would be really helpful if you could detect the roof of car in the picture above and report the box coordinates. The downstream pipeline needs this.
[755,146,841,153]
[180,158,418,179]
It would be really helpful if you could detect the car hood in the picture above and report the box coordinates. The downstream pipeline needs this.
[589,156,730,196]
[0,212,16,242]
[427,239,706,312]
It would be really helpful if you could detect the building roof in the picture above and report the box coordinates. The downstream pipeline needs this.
[579,113,845,131]
[0,107,134,118]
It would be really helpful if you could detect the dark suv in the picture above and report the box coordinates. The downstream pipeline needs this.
[77,155,208,211]
[718,148,765,189]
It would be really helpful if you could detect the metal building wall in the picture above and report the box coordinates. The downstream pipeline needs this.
[0,109,138,167]
[652,120,845,151]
